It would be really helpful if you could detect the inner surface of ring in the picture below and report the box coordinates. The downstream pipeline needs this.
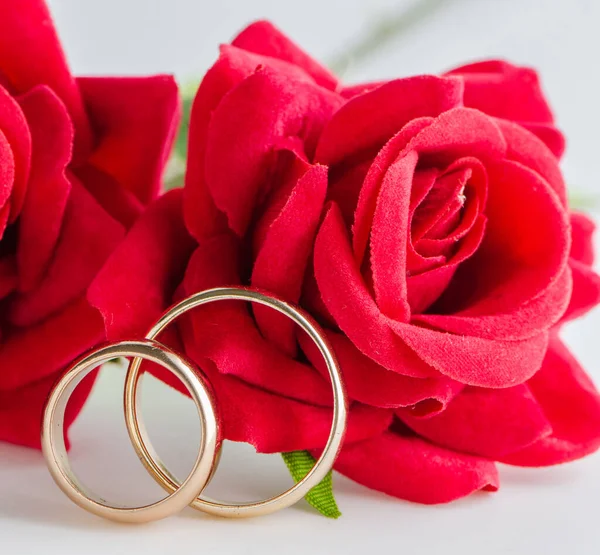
[124,287,348,517]
[49,357,109,506]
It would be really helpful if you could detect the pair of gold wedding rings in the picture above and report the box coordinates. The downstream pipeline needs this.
[41,287,347,524]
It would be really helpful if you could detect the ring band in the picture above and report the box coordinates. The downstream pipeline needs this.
[124,287,348,518]
[42,339,218,524]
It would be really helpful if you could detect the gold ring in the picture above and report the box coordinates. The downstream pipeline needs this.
[124,287,348,518]
[42,339,218,524]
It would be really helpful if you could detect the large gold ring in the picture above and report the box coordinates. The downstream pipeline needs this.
[124,287,348,518]
[42,340,218,524]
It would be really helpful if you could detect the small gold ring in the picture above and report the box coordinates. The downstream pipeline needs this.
[42,339,218,524]
[124,287,348,518]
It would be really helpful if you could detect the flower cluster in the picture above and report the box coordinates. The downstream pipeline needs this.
[0,0,179,447]
[2,3,600,504]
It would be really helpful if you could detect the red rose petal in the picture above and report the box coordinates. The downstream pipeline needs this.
[78,76,180,204]
[315,76,464,166]
[0,297,105,391]
[405,167,439,251]
[88,189,195,340]
[204,67,342,236]
[251,164,327,355]
[182,237,332,406]
[419,159,570,340]
[407,159,487,313]
[448,60,564,158]
[521,122,565,158]
[10,180,125,326]
[74,163,144,229]
[0,369,96,449]
[448,60,555,123]
[563,214,600,320]
[184,45,253,242]
[570,212,596,266]
[250,150,311,256]
[418,265,571,341]
[232,20,338,90]
[16,85,72,292]
[332,431,499,504]
[417,193,478,250]
[327,157,373,228]
[0,85,30,220]
[183,43,316,242]
[413,157,488,245]
[407,268,454,315]
[300,331,463,412]
[317,204,549,387]
[562,259,600,322]
[369,150,417,320]
[353,108,506,267]
[216,371,392,453]
[181,326,391,453]
[399,384,551,459]
[300,256,339,329]
[406,107,508,163]
[411,164,476,243]
[181,233,240,290]
[339,81,385,98]
[0,255,17,299]
[0,127,14,214]
[392,317,550,388]
[501,336,600,466]
[407,216,487,313]
[0,202,9,242]
[352,118,433,267]
[314,205,438,379]
[0,0,91,158]
[495,118,566,205]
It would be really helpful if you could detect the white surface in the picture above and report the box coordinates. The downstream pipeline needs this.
[2,364,600,555]
[2,0,600,553]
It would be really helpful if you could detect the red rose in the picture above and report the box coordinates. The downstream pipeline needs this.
[0,0,179,448]
[91,21,600,503]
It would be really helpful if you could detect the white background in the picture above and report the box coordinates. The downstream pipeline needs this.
[1,0,600,553]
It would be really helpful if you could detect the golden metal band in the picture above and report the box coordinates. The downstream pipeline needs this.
[41,339,218,524]
[42,287,347,522]
[124,287,348,518]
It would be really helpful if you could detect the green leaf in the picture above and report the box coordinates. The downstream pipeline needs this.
[164,82,198,191]
[174,81,197,161]
[281,450,342,518]
[569,192,598,210]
